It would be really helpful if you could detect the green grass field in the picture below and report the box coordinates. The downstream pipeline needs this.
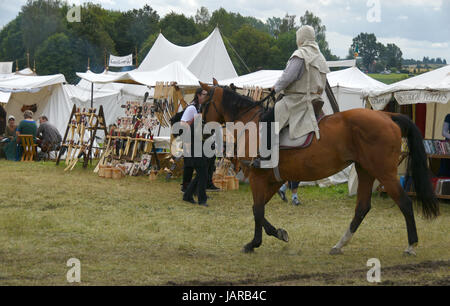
[0,160,448,285]
[369,73,410,85]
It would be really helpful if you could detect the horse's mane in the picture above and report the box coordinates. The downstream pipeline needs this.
[221,88,262,121]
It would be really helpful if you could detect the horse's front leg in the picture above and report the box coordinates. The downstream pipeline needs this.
[242,177,285,253]
[242,204,265,253]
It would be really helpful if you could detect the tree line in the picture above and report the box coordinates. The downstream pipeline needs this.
[0,1,444,83]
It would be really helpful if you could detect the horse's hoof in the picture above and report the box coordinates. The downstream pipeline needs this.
[242,244,254,254]
[329,247,343,255]
[277,228,289,243]
[403,249,417,257]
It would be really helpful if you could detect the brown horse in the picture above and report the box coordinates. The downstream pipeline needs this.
[199,81,439,256]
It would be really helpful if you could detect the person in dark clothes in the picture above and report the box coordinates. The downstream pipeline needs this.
[438,113,450,177]
[181,88,209,206]
[277,181,302,206]
[0,115,17,159]
[37,115,62,160]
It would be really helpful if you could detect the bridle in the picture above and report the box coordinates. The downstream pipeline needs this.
[202,85,275,124]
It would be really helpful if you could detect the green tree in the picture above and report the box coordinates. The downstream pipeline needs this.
[195,6,211,30]
[159,12,200,46]
[20,0,65,59]
[351,33,383,72]
[381,43,403,70]
[0,16,27,69]
[65,3,117,71]
[230,24,276,73]
[35,33,77,82]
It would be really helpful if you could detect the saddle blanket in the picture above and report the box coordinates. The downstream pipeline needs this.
[279,115,325,150]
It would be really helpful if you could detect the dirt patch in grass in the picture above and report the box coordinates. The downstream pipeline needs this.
[169,260,450,286]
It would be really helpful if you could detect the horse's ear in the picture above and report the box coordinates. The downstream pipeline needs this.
[199,81,210,91]
[212,78,218,86]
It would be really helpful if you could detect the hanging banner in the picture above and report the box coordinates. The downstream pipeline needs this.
[0,62,13,74]
[109,54,133,67]
[394,90,450,105]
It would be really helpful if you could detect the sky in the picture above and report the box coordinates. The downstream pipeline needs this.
[0,0,448,61]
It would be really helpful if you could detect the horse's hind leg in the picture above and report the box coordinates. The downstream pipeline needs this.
[330,165,374,255]
[382,179,418,256]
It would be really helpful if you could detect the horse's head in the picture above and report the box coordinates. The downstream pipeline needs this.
[200,79,263,124]
[199,80,226,124]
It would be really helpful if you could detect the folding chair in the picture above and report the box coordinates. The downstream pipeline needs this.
[17,134,37,161]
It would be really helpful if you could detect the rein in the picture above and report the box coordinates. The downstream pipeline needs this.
[203,86,275,124]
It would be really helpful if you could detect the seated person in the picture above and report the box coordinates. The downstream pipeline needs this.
[1,115,17,159]
[37,115,62,160]
[15,110,38,160]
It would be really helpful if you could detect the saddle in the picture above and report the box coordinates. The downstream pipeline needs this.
[279,98,325,150]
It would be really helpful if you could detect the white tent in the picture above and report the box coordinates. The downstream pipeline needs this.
[76,61,200,87]
[364,65,450,111]
[219,66,387,114]
[349,66,450,196]
[73,61,202,138]
[0,73,72,136]
[64,78,150,130]
[137,27,238,82]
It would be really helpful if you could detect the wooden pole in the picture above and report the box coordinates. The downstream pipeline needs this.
[432,103,437,139]
[135,46,138,67]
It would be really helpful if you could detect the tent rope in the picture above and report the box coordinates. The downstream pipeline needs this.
[221,33,251,74]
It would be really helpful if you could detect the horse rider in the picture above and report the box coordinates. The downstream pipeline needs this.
[252,25,330,168]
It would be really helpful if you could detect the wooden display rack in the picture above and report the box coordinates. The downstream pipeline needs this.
[56,105,108,170]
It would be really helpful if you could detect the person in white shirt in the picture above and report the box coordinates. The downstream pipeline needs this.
[181,88,210,206]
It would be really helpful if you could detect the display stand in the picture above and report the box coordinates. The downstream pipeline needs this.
[56,105,108,170]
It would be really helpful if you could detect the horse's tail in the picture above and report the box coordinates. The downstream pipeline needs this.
[390,114,440,219]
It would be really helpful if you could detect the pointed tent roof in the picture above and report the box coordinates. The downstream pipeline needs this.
[137,27,238,82]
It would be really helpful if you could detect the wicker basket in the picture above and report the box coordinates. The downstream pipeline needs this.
[112,168,123,180]
[104,167,113,179]
[98,165,106,177]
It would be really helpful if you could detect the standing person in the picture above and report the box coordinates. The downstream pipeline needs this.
[438,113,450,176]
[181,88,209,206]
[36,115,62,160]
[278,181,302,206]
[1,115,17,159]
[252,25,329,167]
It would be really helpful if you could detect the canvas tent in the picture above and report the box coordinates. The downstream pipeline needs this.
[219,66,387,113]
[137,27,238,82]
[364,65,450,139]
[76,61,200,87]
[64,78,150,130]
[0,73,72,136]
[73,61,202,138]
[348,65,450,196]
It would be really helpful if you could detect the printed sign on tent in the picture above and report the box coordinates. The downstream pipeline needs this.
[109,54,133,67]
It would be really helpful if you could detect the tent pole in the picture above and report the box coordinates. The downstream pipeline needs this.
[432,103,437,139]
[91,82,94,109]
